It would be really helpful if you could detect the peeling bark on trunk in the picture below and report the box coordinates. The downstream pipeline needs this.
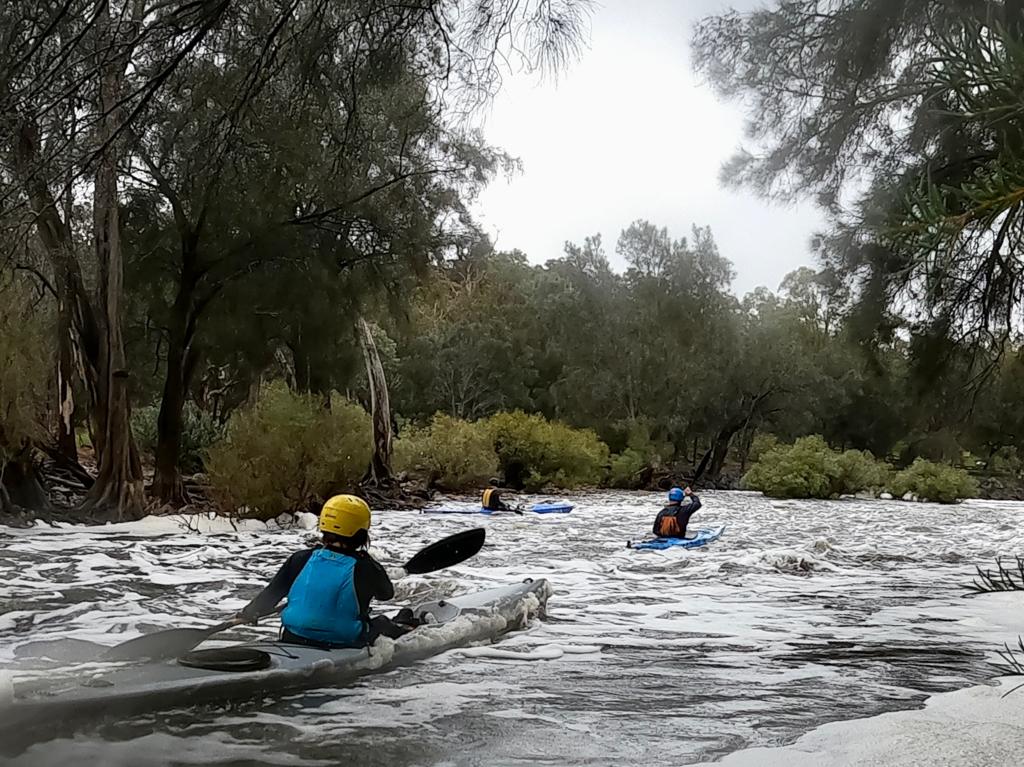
[55,299,78,460]
[81,2,144,520]
[14,121,103,458]
[358,318,393,487]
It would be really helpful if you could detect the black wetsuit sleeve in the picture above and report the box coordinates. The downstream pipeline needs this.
[677,496,702,537]
[242,548,315,618]
[354,554,395,615]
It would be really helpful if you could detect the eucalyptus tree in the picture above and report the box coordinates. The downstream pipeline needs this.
[694,0,1024,359]
[0,0,593,514]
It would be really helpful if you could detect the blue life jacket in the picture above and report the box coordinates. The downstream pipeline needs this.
[281,548,366,647]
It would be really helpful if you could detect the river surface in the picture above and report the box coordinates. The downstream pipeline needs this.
[1,491,1022,766]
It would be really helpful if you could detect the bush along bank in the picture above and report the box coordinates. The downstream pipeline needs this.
[199,403,640,519]
[147,394,989,520]
[742,435,977,503]
[205,382,372,520]
[394,411,610,492]
[123,395,679,521]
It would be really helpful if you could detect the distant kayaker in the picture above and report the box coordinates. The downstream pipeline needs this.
[652,486,702,538]
[482,487,514,512]
[238,494,414,648]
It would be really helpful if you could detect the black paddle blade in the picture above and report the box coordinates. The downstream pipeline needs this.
[402,528,486,575]
[101,619,238,662]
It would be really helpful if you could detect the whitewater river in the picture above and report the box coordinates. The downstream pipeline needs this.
[1,491,1023,765]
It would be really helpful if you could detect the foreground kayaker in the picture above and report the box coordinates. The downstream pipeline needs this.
[652,486,702,538]
[0,578,550,745]
[482,487,514,512]
[238,494,413,647]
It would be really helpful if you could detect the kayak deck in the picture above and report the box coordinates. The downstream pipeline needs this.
[424,503,573,515]
[628,526,726,550]
[0,579,550,739]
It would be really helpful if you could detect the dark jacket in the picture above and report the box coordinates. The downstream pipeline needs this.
[241,547,394,622]
[652,495,702,538]
[482,488,511,511]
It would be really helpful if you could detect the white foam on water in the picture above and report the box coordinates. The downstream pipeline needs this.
[703,678,1024,767]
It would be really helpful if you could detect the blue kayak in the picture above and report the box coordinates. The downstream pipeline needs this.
[423,502,573,515]
[628,526,725,550]
[531,503,573,514]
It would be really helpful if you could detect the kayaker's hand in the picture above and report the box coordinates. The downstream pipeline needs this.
[235,609,259,626]
[684,487,692,496]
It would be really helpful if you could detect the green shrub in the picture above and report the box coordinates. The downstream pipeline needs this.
[743,435,890,499]
[206,382,371,519]
[890,458,977,503]
[132,403,224,473]
[608,448,647,489]
[836,449,891,492]
[604,420,669,489]
[747,433,780,463]
[485,410,609,490]
[394,414,497,489]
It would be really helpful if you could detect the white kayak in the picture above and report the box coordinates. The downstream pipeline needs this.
[0,579,550,739]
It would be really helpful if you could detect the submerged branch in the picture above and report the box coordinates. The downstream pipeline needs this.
[966,556,1024,593]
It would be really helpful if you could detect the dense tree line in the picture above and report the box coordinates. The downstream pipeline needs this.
[386,225,1024,483]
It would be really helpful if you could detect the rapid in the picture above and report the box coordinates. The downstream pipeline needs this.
[1,491,1023,766]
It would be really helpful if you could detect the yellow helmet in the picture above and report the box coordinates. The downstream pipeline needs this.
[319,494,371,536]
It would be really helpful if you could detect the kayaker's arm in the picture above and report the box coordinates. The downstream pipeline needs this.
[241,548,315,620]
[687,494,702,514]
[354,554,395,612]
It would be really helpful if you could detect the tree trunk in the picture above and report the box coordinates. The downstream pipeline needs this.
[55,298,79,460]
[1,449,50,513]
[709,423,742,480]
[152,366,188,506]
[152,285,194,506]
[82,3,144,520]
[1007,0,1024,40]
[358,317,393,486]
[738,427,755,474]
[13,120,104,462]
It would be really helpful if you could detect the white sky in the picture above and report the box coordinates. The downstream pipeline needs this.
[473,0,826,297]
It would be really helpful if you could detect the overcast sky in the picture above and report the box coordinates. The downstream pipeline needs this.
[472,0,825,297]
